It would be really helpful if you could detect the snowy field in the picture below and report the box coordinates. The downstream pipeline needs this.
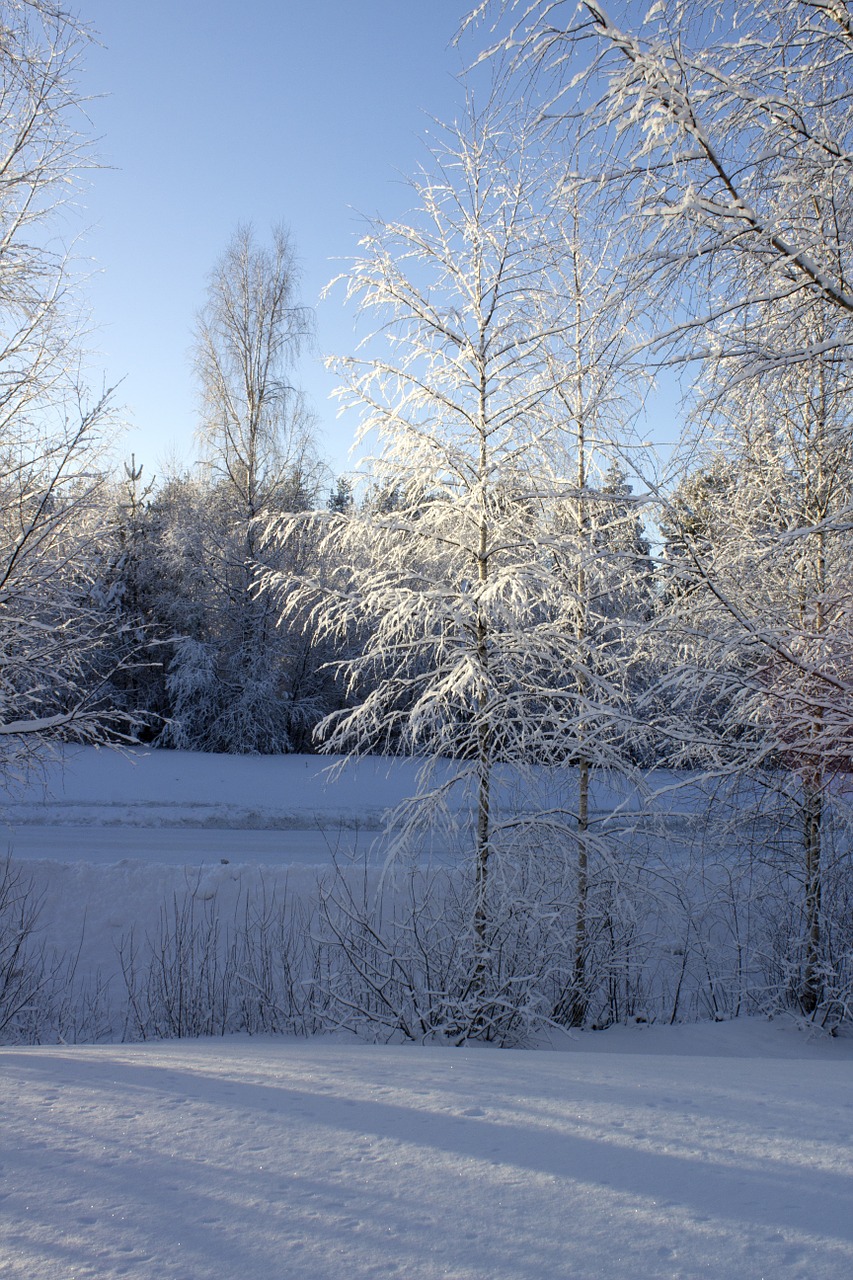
[0,745,705,865]
[2,1020,851,1280]
[1,747,851,1278]
[0,748,440,866]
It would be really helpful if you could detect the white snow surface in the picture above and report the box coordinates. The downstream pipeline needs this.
[1,747,435,865]
[2,1020,851,1280]
[0,745,701,866]
[0,747,696,981]
[2,748,852,1278]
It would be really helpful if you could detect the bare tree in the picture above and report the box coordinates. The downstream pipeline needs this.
[194,223,320,527]
[161,225,326,753]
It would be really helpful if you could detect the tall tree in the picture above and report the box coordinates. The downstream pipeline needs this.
[0,2,130,772]
[472,0,853,1018]
[657,326,853,1016]
[263,102,646,1026]
[194,223,319,525]
[163,225,326,753]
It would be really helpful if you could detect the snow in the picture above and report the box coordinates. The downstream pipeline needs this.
[0,746,698,986]
[0,745,699,866]
[2,747,851,1278]
[1,1020,851,1280]
[0,748,428,866]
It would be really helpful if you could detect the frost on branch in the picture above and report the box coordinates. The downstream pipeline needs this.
[262,99,651,1029]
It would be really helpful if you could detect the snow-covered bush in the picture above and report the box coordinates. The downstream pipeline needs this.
[314,851,578,1046]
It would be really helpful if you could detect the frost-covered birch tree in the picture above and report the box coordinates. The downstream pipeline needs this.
[0,2,132,774]
[466,0,853,1018]
[657,321,853,1017]
[471,0,853,368]
[263,102,646,1023]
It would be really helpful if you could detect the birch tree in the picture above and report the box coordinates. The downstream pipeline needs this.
[0,2,132,772]
[472,0,853,368]
[194,224,319,519]
[469,0,853,1018]
[163,225,327,753]
[263,103,646,1025]
[657,325,853,1016]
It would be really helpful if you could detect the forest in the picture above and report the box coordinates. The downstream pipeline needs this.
[1,0,852,1042]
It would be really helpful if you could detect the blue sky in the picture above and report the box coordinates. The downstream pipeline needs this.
[78,2,488,486]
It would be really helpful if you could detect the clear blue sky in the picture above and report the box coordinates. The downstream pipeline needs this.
[78,1,490,486]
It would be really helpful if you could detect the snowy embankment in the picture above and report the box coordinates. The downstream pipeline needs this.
[0,745,848,1042]
[0,748,462,991]
[2,1020,851,1280]
[0,747,435,865]
[1,748,413,994]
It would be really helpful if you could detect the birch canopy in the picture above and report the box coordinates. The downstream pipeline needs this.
[476,0,853,369]
[263,103,642,780]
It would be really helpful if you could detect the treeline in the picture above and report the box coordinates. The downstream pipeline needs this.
[95,453,656,759]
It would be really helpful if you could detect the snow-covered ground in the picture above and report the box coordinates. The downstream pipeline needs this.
[0,747,692,985]
[2,1019,851,1280]
[1,748,433,866]
[0,745,703,865]
[2,747,851,1278]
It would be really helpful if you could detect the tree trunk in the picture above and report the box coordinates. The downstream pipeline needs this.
[568,753,590,1026]
[471,361,491,1011]
[800,779,823,1015]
